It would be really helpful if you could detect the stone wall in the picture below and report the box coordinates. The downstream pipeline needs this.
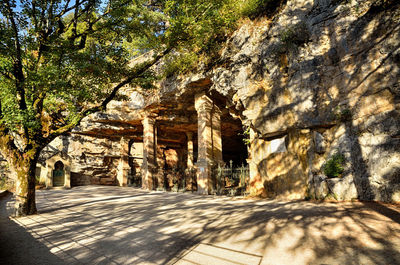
[40,134,128,186]
[248,129,312,199]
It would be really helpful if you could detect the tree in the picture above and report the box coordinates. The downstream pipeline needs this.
[0,0,239,216]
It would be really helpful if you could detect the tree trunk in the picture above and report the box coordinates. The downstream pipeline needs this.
[11,154,39,216]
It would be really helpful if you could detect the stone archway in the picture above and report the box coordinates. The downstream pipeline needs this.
[45,153,71,189]
[53,161,65,187]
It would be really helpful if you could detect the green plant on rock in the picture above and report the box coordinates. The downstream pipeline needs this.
[334,106,352,122]
[279,22,310,50]
[323,153,345,178]
[0,175,6,190]
[241,0,284,19]
[240,125,251,146]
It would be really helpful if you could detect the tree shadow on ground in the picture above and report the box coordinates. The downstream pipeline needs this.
[7,186,399,265]
[0,193,67,265]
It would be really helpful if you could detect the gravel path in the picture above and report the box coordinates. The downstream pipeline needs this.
[1,186,399,265]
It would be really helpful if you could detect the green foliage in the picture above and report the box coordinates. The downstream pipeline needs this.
[161,0,242,75]
[163,51,200,77]
[334,106,352,122]
[241,0,284,19]
[0,0,243,149]
[158,0,287,75]
[323,153,345,178]
[279,22,310,50]
[241,126,251,146]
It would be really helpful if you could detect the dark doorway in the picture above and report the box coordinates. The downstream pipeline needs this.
[53,161,65,187]
[221,115,248,167]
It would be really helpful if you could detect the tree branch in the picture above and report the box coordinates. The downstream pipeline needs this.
[56,0,88,19]
[0,120,22,163]
[0,69,13,80]
[30,0,38,29]
[3,0,31,145]
[47,47,171,139]
[4,0,26,109]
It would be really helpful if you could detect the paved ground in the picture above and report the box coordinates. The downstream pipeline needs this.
[0,186,399,265]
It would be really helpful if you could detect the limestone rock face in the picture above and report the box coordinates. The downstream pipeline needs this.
[313,132,326,154]
[310,175,329,200]
[206,0,399,202]
[326,177,358,201]
[39,135,123,186]
[212,0,399,133]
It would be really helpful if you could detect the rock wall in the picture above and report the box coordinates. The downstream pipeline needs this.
[248,129,312,199]
[207,0,400,201]
[39,134,127,186]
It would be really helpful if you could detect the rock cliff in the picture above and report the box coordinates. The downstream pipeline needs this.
[150,0,400,201]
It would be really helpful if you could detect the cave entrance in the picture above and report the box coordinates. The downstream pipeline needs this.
[199,89,250,195]
[207,90,249,167]
[221,114,249,167]
[215,111,250,195]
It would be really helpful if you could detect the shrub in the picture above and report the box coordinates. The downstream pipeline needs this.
[163,51,200,77]
[279,22,310,49]
[241,126,251,146]
[323,153,345,178]
[334,107,352,122]
[241,0,285,19]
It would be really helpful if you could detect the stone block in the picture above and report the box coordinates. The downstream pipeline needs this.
[313,175,329,199]
[326,177,358,201]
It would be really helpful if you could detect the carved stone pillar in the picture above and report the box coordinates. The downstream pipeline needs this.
[195,92,213,194]
[194,92,223,194]
[211,105,223,165]
[141,116,157,190]
[211,105,223,192]
[117,137,129,186]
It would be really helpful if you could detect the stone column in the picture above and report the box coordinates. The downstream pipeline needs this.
[211,105,223,165]
[64,164,71,189]
[45,163,53,188]
[195,92,217,195]
[186,132,194,168]
[211,105,223,191]
[117,137,129,186]
[248,128,265,196]
[141,116,157,190]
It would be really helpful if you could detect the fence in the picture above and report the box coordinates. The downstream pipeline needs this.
[214,162,249,196]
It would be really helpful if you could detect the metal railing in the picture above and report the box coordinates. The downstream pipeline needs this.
[214,161,249,196]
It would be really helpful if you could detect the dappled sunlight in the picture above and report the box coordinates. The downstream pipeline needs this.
[3,186,399,264]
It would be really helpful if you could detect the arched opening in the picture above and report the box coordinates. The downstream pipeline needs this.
[53,161,65,187]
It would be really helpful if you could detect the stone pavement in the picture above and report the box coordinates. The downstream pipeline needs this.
[0,186,399,265]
